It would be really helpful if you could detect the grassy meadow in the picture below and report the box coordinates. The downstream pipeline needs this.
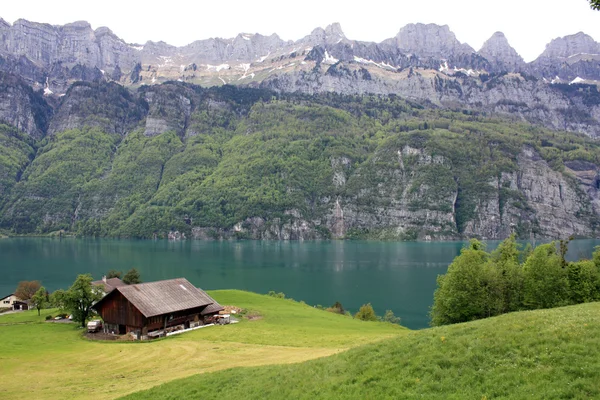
[124,302,600,399]
[0,290,403,399]
[3,289,599,400]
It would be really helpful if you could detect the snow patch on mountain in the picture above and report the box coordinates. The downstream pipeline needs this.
[207,64,230,72]
[570,76,585,84]
[323,50,339,64]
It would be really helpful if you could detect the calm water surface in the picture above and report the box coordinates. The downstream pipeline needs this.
[1,238,598,329]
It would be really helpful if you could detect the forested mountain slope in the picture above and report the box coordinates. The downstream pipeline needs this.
[1,80,600,240]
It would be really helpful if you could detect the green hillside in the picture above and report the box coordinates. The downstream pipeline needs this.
[123,301,600,400]
[0,290,402,400]
[2,83,600,240]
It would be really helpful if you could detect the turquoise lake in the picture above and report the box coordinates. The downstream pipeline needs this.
[1,238,598,329]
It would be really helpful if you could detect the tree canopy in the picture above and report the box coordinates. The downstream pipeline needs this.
[54,274,104,328]
[15,280,41,300]
[355,303,378,321]
[591,0,600,10]
[106,269,122,279]
[431,237,600,326]
[31,286,48,316]
[122,268,141,285]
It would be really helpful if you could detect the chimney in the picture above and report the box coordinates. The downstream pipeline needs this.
[102,276,107,283]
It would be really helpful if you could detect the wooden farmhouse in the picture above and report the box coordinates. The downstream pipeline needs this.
[92,278,223,339]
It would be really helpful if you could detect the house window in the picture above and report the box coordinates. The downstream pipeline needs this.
[3,300,9,304]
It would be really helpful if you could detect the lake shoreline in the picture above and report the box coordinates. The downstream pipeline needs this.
[2,238,599,329]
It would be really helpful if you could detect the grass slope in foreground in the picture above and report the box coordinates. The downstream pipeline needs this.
[124,302,600,400]
[0,290,403,400]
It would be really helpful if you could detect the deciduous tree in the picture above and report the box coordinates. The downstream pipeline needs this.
[31,286,48,316]
[15,280,41,300]
[50,289,68,310]
[355,303,377,321]
[566,260,599,303]
[430,240,490,326]
[61,274,104,328]
[379,310,401,324]
[522,243,567,309]
[106,269,122,279]
[590,0,600,10]
[122,268,141,285]
[489,234,524,313]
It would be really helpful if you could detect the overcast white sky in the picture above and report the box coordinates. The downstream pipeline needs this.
[1,1,599,62]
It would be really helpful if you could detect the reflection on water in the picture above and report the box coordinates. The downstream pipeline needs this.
[1,238,598,329]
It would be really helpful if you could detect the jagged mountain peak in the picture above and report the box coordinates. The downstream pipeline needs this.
[397,23,451,34]
[479,31,524,71]
[538,32,600,59]
[325,22,346,38]
[302,22,348,45]
[485,31,508,42]
[390,23,474,57]
[62,20,93,30]
[94,26,118,38]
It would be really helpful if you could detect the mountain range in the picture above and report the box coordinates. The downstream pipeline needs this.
[1,18,600,138]
[1,18,600,240]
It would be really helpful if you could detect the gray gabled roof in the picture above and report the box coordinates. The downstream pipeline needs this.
[116,278,215,318]
[201,293,225,315]
[91,277,126,293]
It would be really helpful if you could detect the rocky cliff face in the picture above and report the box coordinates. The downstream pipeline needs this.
[259,64,600,137]
[0,19,138,74]
[530,32,600,81]
[1,83,599,240]
[383,23,474,58]
[538,32,600,59]
[323,142,598,241]
[1,16,599,87]
[1,17,599,135]
[0,71,51,139]
[48,81,147,135]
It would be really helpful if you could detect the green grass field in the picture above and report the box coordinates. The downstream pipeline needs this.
[3,290,599,400]
[0,290,403,400]
[123,302,600,400]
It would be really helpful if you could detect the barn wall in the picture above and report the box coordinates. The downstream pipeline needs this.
[96,291,144,328]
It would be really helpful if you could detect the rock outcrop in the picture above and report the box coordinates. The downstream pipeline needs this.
[383,23,474,58]
[479,32,525,73]
[0,82,599,240]
[537,32,600,59]
[530,32,600,81]
[260,64,600,137]
[0,71,51,138]
[48,81,147,136]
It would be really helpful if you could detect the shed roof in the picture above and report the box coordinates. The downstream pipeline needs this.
[114,278,215,318]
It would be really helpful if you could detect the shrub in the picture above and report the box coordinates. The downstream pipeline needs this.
[379,310,401,325]
[267,291,286,299]
[355,303,378,321]
[45,315,53,320]
[326,301,345,314]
